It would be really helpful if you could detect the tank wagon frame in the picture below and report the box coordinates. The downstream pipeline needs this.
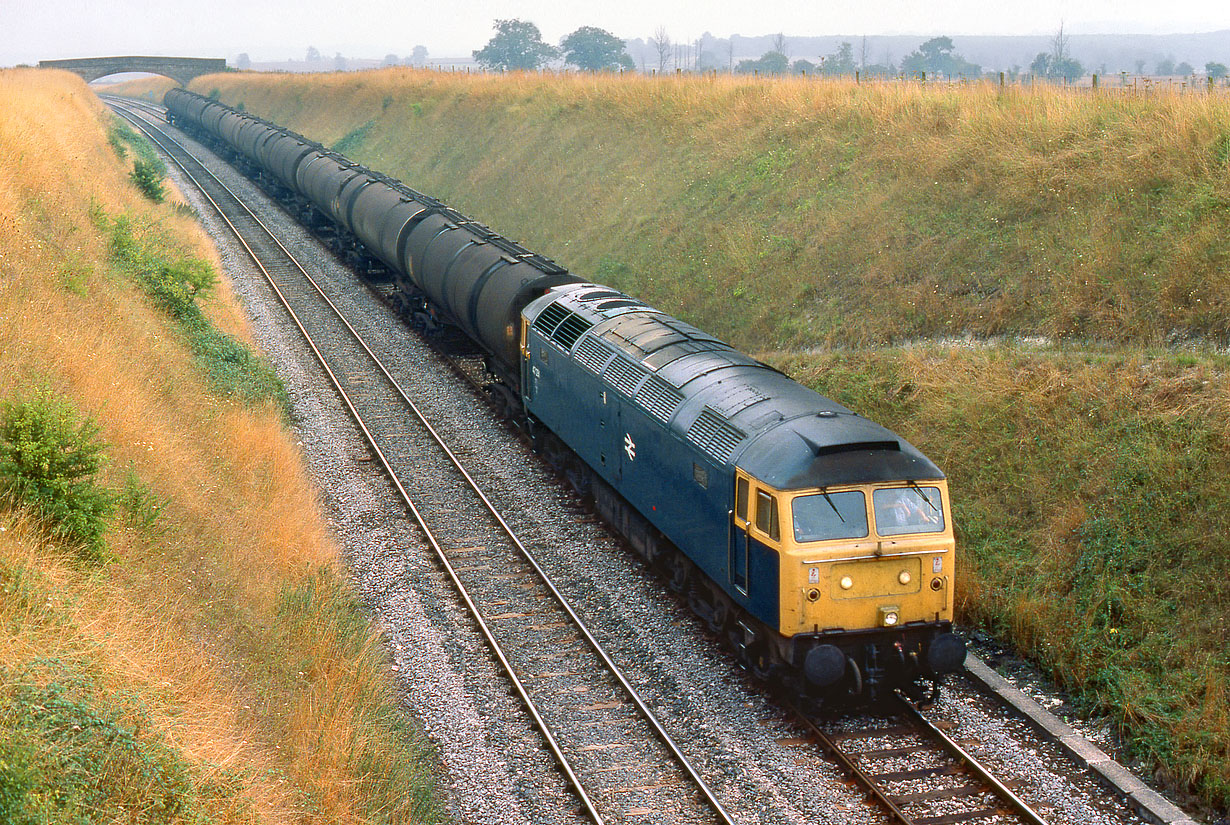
[164,89,965,702]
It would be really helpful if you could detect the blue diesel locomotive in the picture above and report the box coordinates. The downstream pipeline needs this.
[163,88,966,700]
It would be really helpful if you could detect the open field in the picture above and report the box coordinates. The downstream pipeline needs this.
[186,68,1230,815]
[1,68,444,823]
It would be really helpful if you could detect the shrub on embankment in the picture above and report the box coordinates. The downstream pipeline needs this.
[1,68,445,822]
[196,69,1230,814]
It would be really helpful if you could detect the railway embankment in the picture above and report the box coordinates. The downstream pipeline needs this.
[0,69,444,823]
[177,68,1229,818]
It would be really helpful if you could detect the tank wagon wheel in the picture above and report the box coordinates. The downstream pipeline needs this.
[484,383,518,420]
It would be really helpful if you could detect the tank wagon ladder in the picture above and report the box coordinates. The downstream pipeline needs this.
[107,97,742,825]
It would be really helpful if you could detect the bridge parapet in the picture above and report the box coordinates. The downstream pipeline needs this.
[38,56,227,86]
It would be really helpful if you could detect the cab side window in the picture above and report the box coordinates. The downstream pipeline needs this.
[754,490,780,541]
[735,478,749,522]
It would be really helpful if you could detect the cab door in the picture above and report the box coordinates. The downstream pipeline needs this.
[730,472,752,593]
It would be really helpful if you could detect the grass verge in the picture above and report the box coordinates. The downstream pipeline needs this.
[2,67,447,823]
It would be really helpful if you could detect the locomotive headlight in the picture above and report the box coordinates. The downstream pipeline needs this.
[898,571,912,586]
[839,576,854,590]
[879,606,900,627]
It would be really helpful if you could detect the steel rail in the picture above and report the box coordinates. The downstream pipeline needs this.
[787,699,917,825]
[109,98,739,825]
[894,692,1049,825]
[787,692,1049,825]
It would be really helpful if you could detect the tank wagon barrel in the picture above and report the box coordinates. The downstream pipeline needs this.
[164,88,580,375]
[163,87,965,702]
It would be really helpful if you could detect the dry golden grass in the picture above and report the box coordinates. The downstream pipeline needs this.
[1,68,441,823]
[103,74,179,102]
[197,69,1230,351]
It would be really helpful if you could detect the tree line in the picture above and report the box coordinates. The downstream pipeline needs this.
[241,21,1230,81]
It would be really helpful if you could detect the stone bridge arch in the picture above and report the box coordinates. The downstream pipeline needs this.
[38,56,227,87]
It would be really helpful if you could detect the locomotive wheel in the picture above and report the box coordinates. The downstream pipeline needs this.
[706,596,729,633]
[564,457,592,501]
[750,644,774,681]
[666,554,691,594]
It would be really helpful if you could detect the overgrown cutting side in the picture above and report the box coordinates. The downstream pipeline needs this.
[1,68,447,824]
[195,68,1230,815]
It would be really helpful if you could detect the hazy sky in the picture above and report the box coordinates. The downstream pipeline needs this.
[3,0,1226,65]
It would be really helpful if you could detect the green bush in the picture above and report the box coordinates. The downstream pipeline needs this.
[0,387,113,561]
[0,661,236,824]
[103,211,289,412]
[130,159,167,203]
[141,257,218,319]
[108,119,169,203]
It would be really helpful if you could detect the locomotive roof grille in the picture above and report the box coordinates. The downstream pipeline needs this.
[636,376,684,423]
[532,302,570,336]
[552,314,593,350]
[604,357,648,397]
[574,336,615,373]
[686,408,746,463]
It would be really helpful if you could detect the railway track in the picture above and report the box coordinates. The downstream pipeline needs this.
[791,693,1049,825]
[106,97,737,825]
[101,95,1136,825]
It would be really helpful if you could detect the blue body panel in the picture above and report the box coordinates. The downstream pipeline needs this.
[523,306,781,627]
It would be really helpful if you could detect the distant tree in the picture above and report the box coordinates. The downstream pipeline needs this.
[1156,57,1176,75]
[235,52,251,70]
[650,26,672,72]
[561,26,633,71]
[383,53,399,67]
[1208,62,1229,79]
[900,36,980,78]
[1052,55,1083,81]
[1134,58,1147,74]
[1175,61,1194,76]
[736,50,789,75]
[771,33,788,59]
[792,59,816,74]
[334,52,347,71]
[824,42,857,76]
[473,19,558,71]
[1030,25,1083,82]
[411,45,429,66]
[305,46,321,64]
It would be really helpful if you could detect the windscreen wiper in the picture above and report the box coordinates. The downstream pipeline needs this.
[820,488,845,522]
[907,480,939,513]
